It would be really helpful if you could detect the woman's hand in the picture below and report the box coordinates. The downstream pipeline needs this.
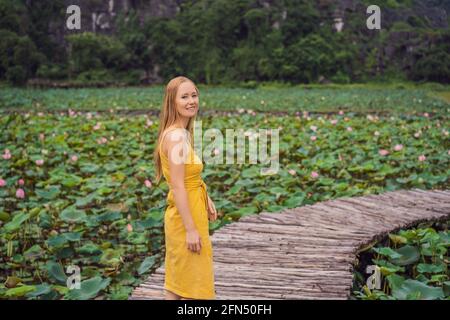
[186,229,202,254]
[207,195,218,222]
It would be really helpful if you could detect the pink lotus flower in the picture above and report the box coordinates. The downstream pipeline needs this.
[16,188,25,199]
[93,122,101,130]
[379,149,389,156]
[346,127,353,132]
[310,135,317,141]
[97,137,108,144]
[414,132,421,138]
[418,155,426,162]
[146,119,153,126]
[330,119,338,125]
[71,155,78,162]
[126,223,133,232]
[39,133,45,141]
[2,152,11,160]
[310,125,318,132]
[0,179,6,187]
[288,169,296,176]
[339,110,344,115]
[311,171,319,179]
[423,112,429,118]
[35,159,44,166]
[144,179,152,188]
[18,179,24,186]
[374,131,380,136]
[394,144,403,151]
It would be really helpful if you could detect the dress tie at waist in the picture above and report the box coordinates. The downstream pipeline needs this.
[168,180,209,212]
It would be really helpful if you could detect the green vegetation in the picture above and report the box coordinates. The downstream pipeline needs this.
[0,108,448,299]
[353,220,449,300]
[0,0,449,86]
[0,84,449,115]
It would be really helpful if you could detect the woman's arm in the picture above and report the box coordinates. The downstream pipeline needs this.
[164,129,202,253]
[207,194,218,221]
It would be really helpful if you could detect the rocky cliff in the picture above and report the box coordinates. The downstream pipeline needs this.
[58,0,448,39]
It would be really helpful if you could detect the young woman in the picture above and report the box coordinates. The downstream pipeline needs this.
[153,76,218,300]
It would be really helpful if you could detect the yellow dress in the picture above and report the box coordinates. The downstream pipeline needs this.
[158,129,216,299]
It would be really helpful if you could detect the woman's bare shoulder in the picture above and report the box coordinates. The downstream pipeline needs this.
[161,127,188,155]
[162,127,186,143]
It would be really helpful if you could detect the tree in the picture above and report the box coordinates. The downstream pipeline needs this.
[67,32,128,77]
[283,34,335,83]
[410,32,450,83]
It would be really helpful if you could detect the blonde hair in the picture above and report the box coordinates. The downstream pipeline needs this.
[153,76,199,184]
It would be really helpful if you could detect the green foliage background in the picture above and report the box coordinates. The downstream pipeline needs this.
[0,0,449,85]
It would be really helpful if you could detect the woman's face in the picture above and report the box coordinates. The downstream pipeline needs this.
[175,81,199,118]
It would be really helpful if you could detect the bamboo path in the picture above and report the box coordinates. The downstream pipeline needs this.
[131,188,450,300]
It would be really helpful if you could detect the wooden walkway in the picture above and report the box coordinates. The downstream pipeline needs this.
[131,188,450,300]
